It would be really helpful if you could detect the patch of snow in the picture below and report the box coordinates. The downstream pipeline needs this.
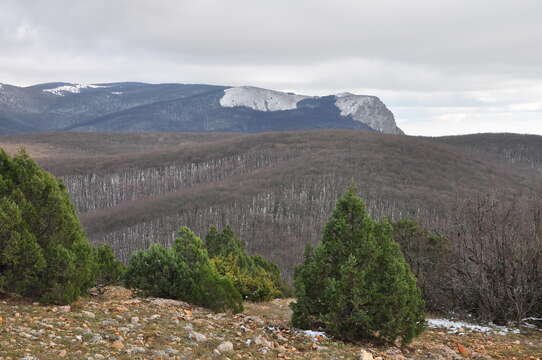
[335,92,354,98]
[523,317,542,321]
[0,83,3,90]
[301,330,327,339]
[43,83,109,96]
[334,93,402,134]
[521,317,542,330]
[220,86,311,112]
[220,85,403,134]
[427,318,520,335]
[335,94,375,118]
[111,91,123,95]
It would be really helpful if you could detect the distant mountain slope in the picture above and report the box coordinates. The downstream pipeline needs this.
[0,82,402,134]
[1,130,538,279]
[431,133,542,171]
[68,91,376,133]
[0,82,225,132]
[0,114,35,134]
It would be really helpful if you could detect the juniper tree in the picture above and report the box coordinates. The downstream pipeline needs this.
[291,185,425,344]
[0,149,95,304]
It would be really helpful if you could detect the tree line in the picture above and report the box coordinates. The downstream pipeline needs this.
[61,148,306,212]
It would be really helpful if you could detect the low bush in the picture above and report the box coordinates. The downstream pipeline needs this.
[392,219,451,313]
[205,225,284,301]
[124,226,243,313]
[93,244,125,287]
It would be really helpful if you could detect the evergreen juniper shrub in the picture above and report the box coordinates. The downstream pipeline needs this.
[124,226,243,313]
[291,185,425,344]
[0,149,96,304]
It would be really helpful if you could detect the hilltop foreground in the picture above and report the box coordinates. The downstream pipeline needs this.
[1,287,541,360]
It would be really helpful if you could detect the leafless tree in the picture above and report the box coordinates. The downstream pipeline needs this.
[448,193,542,323]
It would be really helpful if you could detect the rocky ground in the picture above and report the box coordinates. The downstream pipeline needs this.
[1,287,541,359]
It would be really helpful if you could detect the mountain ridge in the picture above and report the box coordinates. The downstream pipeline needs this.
[0,82,402,135]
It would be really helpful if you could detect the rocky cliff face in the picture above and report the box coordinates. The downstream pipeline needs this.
[218,86,403,135]
[334,93,403,135]
[0,82,403,135]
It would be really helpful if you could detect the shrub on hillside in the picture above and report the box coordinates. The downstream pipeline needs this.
[124,226,243,313]
[392,219,451,312]
[93,244,125,287]
[123,243,179,299]
[205,225,284,301]
[0,149,95,304]
[291,185,425,344]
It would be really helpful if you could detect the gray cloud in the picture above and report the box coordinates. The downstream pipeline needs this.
[1,0,541,135]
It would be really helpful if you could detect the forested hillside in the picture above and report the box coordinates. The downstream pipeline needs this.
[432,133,542,170]
[1,130,539,280]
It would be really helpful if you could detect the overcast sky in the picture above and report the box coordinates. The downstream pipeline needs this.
[1,0,541,136]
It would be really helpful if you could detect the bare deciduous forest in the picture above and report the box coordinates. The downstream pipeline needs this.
[1,130,540,284]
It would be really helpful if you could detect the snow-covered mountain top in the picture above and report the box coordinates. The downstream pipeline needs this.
[220,86,312,112]
[43,83,109,96]
[335,92,356,98]
[335,94,377,118]
[335,94,402,134]
[218,86,402,134]
[220,86,382,115]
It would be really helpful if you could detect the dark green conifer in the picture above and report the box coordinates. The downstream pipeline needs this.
[291,185,425,344]
[93,244,125,287]
[124,243,182,299]
[0,149,95,304]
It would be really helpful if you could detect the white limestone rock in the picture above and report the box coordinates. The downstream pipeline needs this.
[220,86,311,112]
[335,93,403,134]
